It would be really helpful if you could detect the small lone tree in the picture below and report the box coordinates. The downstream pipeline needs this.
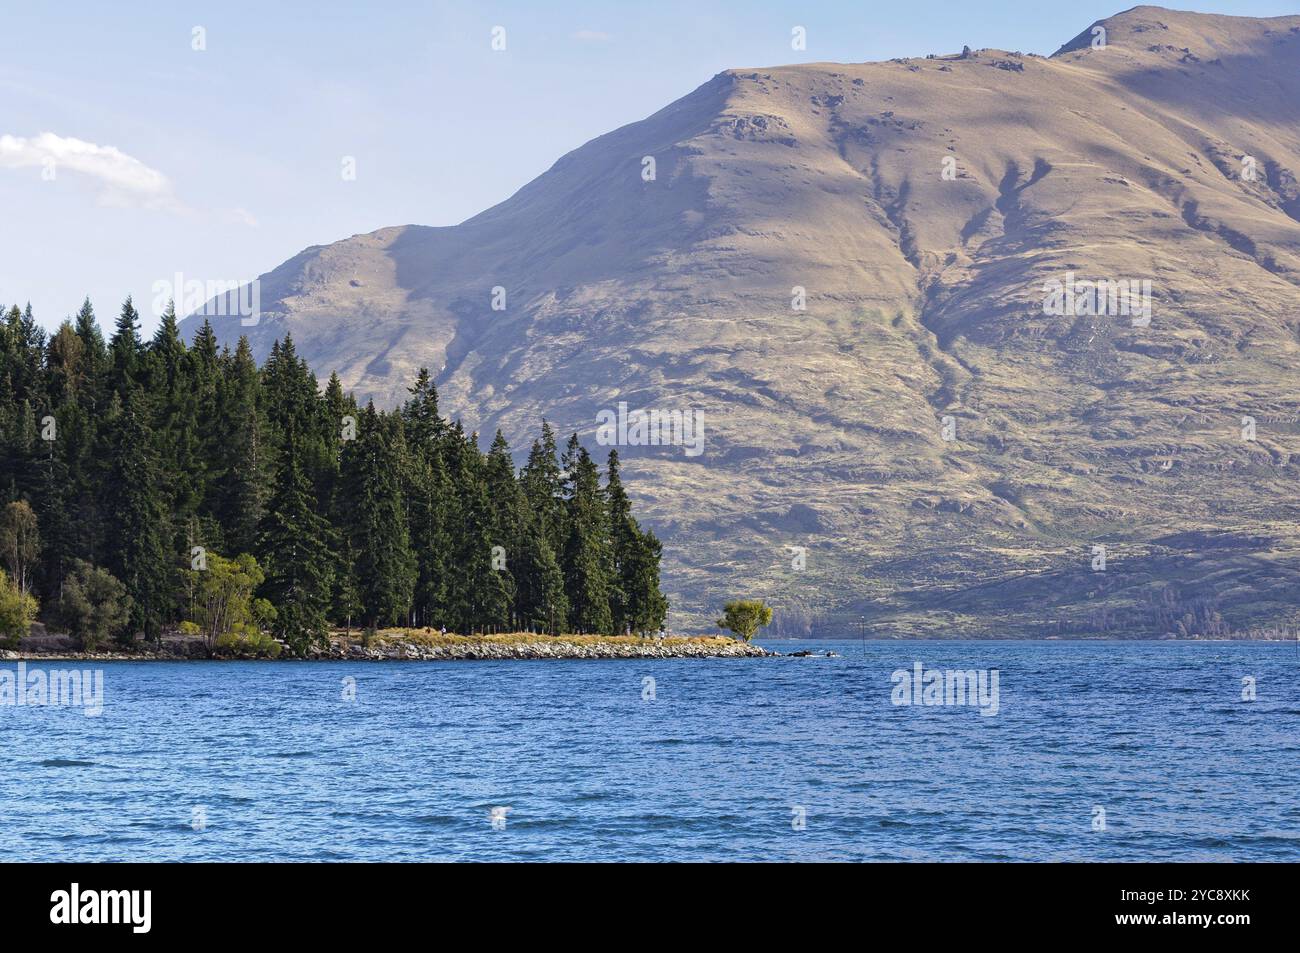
[716,599,773,642]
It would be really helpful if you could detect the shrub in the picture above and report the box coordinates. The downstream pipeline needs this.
[185,552,267,653]
[59,560,131,651]
[215,625,282,658]
[0,567,38,648]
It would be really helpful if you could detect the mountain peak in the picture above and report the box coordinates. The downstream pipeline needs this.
[1054,5,1300,59]
[184,8,1300,632]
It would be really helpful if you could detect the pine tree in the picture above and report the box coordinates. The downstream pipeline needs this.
[606,449,634,633]
[399,368,450,627]
[213,338,264,555]
[514,513,568,634]
[321,370,358,625]
[442,422,496,632]
[103,394,173,644]
[259,419,333,655]
[342,405,416,631]
[73,298,107,368]
[624,528,669,635]
[605,450,668,635]
[108,297,144,399]
[401,368,446,450]
[520,420,567,558]
[33,391,75,599]
[482,430,521,628]
[405,447,452,628]
[62,307,107,570]
[189,320,225,548]
[148,301,203,594]
[561,435,613,634]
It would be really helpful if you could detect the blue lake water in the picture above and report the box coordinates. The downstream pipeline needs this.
[2,640,1297,861]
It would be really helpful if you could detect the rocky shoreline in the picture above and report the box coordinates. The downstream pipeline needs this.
[1,633,773,662]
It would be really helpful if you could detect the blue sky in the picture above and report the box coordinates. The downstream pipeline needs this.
[1,0,1291,335]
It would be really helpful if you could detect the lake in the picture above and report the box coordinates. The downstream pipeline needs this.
[2,640,1297,861]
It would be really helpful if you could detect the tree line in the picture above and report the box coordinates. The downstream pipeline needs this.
[0,298,668,654]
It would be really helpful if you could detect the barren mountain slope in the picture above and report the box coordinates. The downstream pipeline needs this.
[186,7,1300,635]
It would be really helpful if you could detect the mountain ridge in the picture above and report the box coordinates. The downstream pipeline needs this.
[184,6,1300,635]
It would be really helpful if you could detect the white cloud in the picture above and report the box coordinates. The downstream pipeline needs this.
[220,206,260,228]
[571,30,612,42]
[0,132,178,209]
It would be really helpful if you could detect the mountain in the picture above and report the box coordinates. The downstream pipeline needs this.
[184,6,1300,636]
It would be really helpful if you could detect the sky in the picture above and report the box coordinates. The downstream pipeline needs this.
[1,0,1293,336]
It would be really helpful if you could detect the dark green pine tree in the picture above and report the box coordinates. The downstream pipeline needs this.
[108,297,144,400]
[404,445,452,628]
[212,337,264,556]
[605,448,634,633]
[629,529,669,635]
[520,420,567,559]
[322,370,360,625]
[401,368,446,450]
[189,320,225,548]
[603,449,670,635]
[260,334,320,447]
[2,399,40,503]
[513,511,568,635]
[64,301,110,567]
[0,306,47,503]
[73,298,108,380]
[441,422,495,633]
[34,322,87,599]
[259,419,333,655]
[148,301,203,613]
[260,333,335,531]
[483,430,522,627]
[2,303,47,403]
[103,393,173,644]
[342,404,417,631]
[330,535,363,635]
[0,315,17,500]
[399,369,450,628]
[561,435,614,635]
[0,393,11,505]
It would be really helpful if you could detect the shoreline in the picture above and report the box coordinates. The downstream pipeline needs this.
[1,633,773,662]
[4,633,1292,663]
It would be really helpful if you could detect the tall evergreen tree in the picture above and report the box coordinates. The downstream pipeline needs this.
[259,418,333,655]
[149,301,203,597]
[561,435,613,634]
[73,298,106,370]
[514,513,568,635]
[520,420,567,559]
[108,297,144,399]
[603,450,670,635]
[441,423,495,632]
[399,369,450,627]
[483,430,523,627]
[103,394,173,643]
[212,338,264,555]
[342,405,416,631]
